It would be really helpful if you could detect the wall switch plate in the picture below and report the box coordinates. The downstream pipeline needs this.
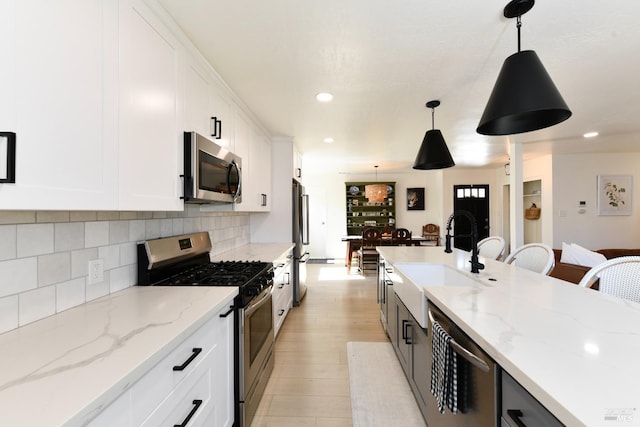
[88,259,104,284]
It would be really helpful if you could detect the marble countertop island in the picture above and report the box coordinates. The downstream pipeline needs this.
[0,286,237,427]
[377,246,640,427]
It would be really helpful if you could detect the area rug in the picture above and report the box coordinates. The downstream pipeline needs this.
[347,342,427,427]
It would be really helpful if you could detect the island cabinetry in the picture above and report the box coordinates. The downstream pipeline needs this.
[346,182,396,235]
[501,371,563,427]
[272,249,293,337]
[88,303,234,427]
[389,289,430,419]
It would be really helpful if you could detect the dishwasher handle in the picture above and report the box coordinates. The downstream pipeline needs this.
[428,309,490,373]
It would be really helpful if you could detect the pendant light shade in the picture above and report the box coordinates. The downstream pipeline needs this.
[477,0,571,136]
[365,165,388,203]
[413,100,455,170]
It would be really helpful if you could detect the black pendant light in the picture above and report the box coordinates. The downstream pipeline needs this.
[413,100,455,170]
[477,0,571,136]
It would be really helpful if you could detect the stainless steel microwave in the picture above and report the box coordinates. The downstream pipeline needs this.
[183,132,242,204]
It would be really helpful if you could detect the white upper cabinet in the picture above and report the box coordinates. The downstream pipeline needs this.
[184,57,235,151]
[233,110,271,212]
[0,0,118,210]
[118,0,183,211]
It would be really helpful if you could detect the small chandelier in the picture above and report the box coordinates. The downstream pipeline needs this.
[413,100,455,170]
[477,0,571,135]
[365,165,387,203]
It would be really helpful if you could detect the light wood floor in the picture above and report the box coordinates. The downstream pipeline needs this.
[250,261,388,427]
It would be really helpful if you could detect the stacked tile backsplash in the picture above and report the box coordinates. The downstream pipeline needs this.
[0,206,249,334]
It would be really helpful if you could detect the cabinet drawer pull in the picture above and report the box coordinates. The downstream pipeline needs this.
[219,306,234,318]
[507,409,527,427]
[174,399,203,427]
[173,348,202,371]
[278,309,285,316]
[402,320,412,344]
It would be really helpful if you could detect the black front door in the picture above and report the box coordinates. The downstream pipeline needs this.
[452,184,490,251]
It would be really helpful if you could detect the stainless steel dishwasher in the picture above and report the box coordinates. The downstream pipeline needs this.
[426,302,498,427]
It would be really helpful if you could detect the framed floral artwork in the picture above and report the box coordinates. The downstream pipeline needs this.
[597,175,632,215]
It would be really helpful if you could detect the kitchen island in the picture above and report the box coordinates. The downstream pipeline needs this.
[0,285,237,426]
[377,246,640,427]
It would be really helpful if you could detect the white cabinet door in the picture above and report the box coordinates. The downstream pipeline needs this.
[118,0,183,211]
[184,58,213,138]
[210,83,235,151]
[234,110,272,212]
[0,0,118,210]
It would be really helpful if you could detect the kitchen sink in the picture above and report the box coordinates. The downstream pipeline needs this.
[392,263,480,328]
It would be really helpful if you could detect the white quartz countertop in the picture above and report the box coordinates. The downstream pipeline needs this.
[377,246,640,427]
[211,242,295,263]
[0,286,237,427]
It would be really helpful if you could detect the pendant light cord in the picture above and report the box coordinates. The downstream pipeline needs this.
[431,107,435,130]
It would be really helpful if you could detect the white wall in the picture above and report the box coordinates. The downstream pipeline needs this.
[552,152,640,249]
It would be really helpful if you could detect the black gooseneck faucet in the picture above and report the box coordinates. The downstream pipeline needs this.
[444,210,485,274]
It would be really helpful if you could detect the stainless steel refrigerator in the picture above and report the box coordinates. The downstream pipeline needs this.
[292,179,309,305]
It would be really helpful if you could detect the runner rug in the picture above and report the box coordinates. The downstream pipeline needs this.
[347,341,427,427]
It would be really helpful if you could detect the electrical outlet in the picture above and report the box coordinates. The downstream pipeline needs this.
[88,259,104,285]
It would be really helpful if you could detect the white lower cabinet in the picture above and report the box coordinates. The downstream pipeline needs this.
[272,251,293,337]
[88,304,233,427]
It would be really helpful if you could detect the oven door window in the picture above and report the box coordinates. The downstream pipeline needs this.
[248,296,273,364]
[199,150,231,193]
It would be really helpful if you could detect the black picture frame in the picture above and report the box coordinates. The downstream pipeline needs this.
[0,132,16,183]
[407,187,425,210]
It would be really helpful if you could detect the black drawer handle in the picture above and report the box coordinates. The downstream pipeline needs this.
[219,305,234,318]
[402,320,412,344]
[278,309,285,316]
[507,409,527,427]
[174,399,203,427]
[173,348,202,371]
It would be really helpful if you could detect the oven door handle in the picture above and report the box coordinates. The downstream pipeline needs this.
[244,286,272,317]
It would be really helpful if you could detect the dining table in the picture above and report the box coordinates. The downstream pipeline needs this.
[341,234,434,271]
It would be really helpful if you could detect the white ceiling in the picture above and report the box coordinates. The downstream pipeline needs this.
[157,0,640,174]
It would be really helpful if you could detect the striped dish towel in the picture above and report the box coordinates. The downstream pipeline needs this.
[430,320,458,414]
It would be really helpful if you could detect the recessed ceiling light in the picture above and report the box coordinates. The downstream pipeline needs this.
[316,92,333,102]
[583,131,599,138]
[323,137,334,143]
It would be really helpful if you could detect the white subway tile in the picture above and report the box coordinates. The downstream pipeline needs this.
[54,222,84,252]
[128,220,146,242]
[0,257,38,297]
[0,211,36,225]
[69,211,97,222]
[159,219,173,237]
[0,295,19,334]
[119,242,137,266]
[19,286,56,326]
[85,221,109,248]
[71,248,98,279]
[98,245,120,270]
[86,271,109,302]
[38,252,71,286]
[17,223,54,257]
[0,225,17,261]
[36,212,70,223]
[145,220,161,239]
[56,278,86,312]
[109,220,129,244]
[172,218,184,235]
[109,265,133,293]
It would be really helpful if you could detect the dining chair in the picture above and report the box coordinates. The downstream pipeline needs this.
[477,236,506,261]
[422,223,441,246]
[391,228,412,246]
[358,227,382,274]
[504,243,555,275]
[578,256,640,303]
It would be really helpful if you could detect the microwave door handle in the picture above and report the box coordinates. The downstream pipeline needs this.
[228,161,241,202]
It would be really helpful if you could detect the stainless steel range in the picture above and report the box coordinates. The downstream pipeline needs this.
[137,232,275,427]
